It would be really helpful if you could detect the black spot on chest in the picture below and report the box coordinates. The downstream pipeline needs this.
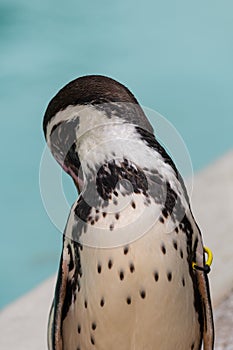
[74,196,92,223]
[164,182,178,215]
[96,159,148,200]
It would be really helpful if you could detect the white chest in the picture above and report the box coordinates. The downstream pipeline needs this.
[62,215,201,350]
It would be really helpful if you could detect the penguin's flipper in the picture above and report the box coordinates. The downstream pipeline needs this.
[48,241,70,350]
[195,247,214,350]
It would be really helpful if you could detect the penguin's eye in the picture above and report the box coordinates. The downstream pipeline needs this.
[49,118,80,166]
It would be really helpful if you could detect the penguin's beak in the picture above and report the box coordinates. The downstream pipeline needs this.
[62,162,84,194]
[73,173,84,193]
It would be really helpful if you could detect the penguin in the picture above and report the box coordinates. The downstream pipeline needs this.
[43,75,214,350]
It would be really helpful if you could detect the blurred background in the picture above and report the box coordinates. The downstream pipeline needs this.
[1,0,233,308]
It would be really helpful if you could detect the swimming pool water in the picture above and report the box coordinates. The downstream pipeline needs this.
[1,0,233,308]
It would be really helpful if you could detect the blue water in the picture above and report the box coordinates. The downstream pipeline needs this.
[1,0,233,308]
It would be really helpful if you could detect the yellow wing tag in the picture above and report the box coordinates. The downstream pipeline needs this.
[192,246,213,273]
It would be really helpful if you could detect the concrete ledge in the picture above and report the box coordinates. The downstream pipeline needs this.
[0,150,233,349]
[189,150,233,307]
[0,277,55,350]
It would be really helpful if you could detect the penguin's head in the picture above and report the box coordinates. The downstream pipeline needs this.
[43,75,153,191]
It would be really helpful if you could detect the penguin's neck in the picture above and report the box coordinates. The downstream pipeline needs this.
[75,123,185,212]
[77,122,177,189]
[79,123,138,170]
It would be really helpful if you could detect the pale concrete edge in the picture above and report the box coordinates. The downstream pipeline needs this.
[186,150,233,307]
